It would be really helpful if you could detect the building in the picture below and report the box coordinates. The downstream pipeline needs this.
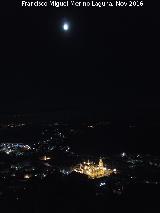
[73,158,114,179]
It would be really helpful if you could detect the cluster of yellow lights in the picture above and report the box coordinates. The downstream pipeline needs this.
[73,158,115,179]
[40,156,51,161]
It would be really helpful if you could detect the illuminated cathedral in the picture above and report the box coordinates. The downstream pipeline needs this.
[73,158,114,179]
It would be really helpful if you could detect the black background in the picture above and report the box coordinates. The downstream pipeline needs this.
[0,1,159,114]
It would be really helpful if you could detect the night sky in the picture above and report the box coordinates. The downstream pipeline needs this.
[0,2,158,114]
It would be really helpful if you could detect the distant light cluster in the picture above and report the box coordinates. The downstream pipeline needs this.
[0,120,160,201]
[0,143,31,155]
[73,158,117,179]
[7,123,26,128]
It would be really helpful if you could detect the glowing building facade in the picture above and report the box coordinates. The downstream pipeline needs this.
[73,158,113,179]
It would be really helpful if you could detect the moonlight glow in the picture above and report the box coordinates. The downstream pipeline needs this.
[63,23,69,31]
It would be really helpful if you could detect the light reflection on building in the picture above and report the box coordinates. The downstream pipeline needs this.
[73,158,116,179]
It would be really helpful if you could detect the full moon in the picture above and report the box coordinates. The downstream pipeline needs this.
[63,23,69,31]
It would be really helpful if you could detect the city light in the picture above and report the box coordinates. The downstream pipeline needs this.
[121,152,127,157]
[73,158,114,179]
[40,156,51,161]
[100,182,106,187]
[24,174,32,179]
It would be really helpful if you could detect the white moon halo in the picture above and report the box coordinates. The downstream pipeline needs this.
[63,23,69,31]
